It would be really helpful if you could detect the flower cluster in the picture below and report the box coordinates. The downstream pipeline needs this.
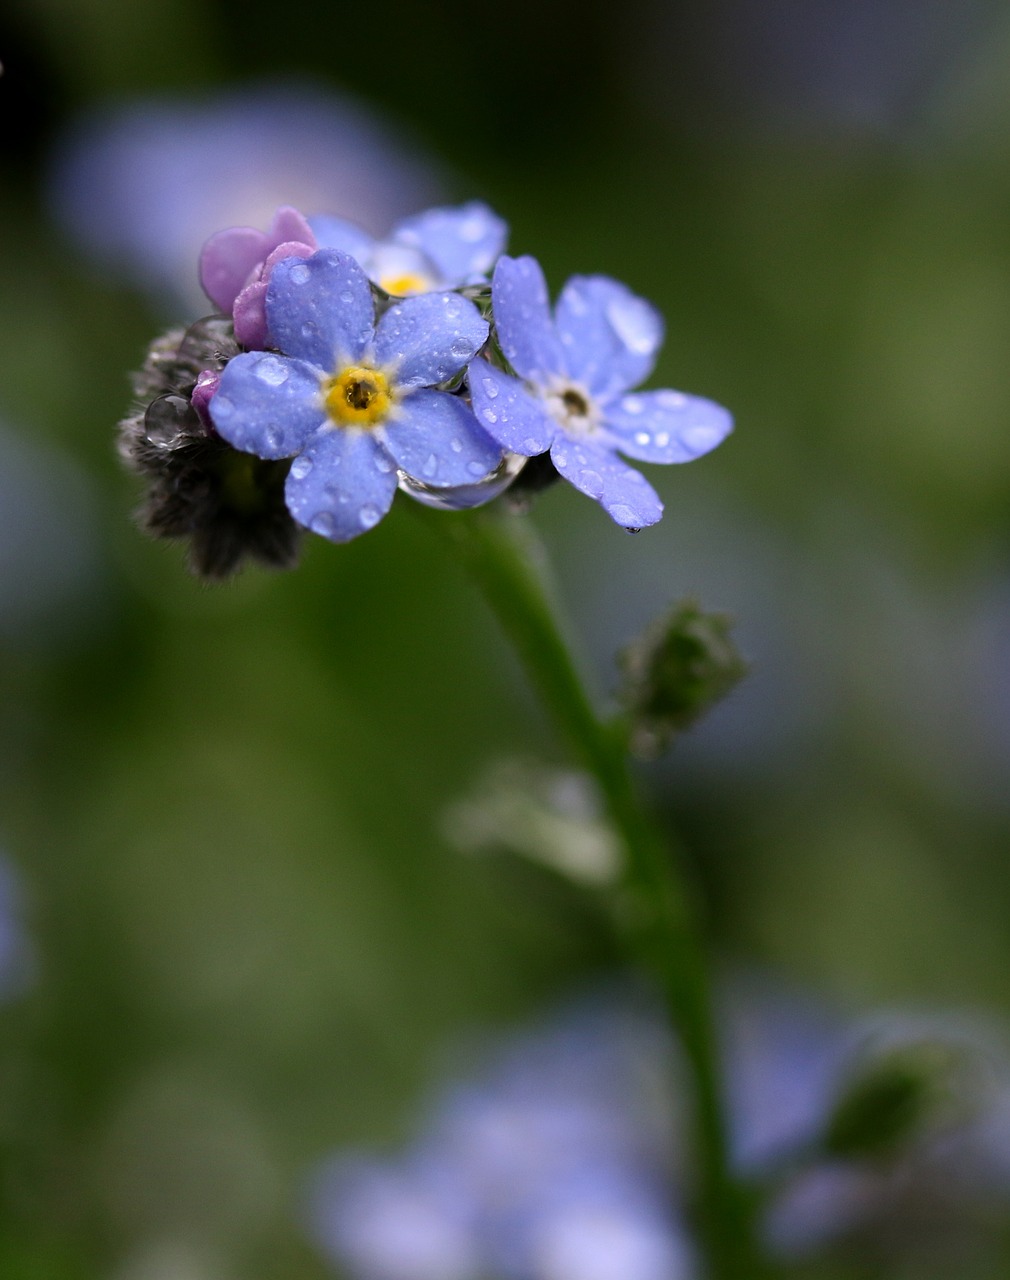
[121,200,732,574]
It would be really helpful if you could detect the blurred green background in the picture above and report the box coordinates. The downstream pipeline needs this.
[2,0,1010,1275]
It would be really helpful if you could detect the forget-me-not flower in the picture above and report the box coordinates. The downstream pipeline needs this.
[310,201,507,298]
[468,255,733,529]
[209,248,503,541]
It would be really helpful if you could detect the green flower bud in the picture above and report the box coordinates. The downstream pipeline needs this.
[618,599,748,758]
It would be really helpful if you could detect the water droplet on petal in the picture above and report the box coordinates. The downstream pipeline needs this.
[450,437,463,453]
[289,263,310,285]
[301,321,318,341]
[481,377,499,400]
[634,431,650,446]
[554,449,568,467]
[682,425,721,452]
[623,395,644,415]
[422,453,438,478]
[255,356,289,386]
[577,468,604,498]
[310,511,336,536]
[374,452,393,473]
[655,431,670,448]
[481,407,499,425]
[606,296,662,356]
[339,290,355,305]
[522,437,540,453]
[359,503,382,529]
[290,454,314,480]
[450,338,473,359]
[264,426,283,451]
[466,460,488,477]
[609,504,638,527]
[657,390,686,410]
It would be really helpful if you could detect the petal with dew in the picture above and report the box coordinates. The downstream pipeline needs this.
[380,390,502,488]
[555,275,664,399]
[393,201,507,284]
[491,255,566,384]
[284,427,398,542]
[467,358,555,455]
[550,434,663,528]
[211,352,324,459]
[233,241,315,349]
[267,249,375,372]
[373,293,488,389]
[603,390,732,465]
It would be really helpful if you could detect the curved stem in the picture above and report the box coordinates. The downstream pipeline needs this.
[423,504,769,1279]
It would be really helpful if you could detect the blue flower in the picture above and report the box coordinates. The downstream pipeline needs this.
[468,255,733,529]
[309,201,507,297]
[209,249,503,542]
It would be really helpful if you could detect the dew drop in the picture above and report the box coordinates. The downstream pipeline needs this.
[682,425,720,451]
[467,460,488,477]
[359,503,382,529]
[657,390,687,410]
[310,511,336,536]
[609,504,638,527]
[301,321,318,341]
[264,426,283,451]
[210,394,233,418]
[606,297,661,356]
[554,450,568,468]
[481,377,499,400]
[374,453,393,473]
[577,468,604,498]
[422,453,438,478]
[481,407,499,425]
[634,431,651,446]
[623,395,644,415]
[450,338,473,359]
[289,263,310,285]
[255,356,289,386]
[655,431,670,448]
[290,454,314,480]
[443,299,462,319]
[339,290,355,305]
[450,437,463,453]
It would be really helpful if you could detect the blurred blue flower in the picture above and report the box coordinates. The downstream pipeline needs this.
[310,201,507,296]
[47,82,442,313]
[307,981,1010,1279]
[468,256,732,529]
[307,994,694,1280]
[210,249,501,542]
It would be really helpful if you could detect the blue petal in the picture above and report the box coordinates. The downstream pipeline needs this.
[307,214,375,262]
[266,249,375,372]
[467,358,555,455]
[554,275,664,398]
[284,427,398,542]
[603,390,733,464]
[491,255,566,384]
[211,353,324,458]
[550,434,663,528]
[373,293,488,388]
[393,201,507,284]
[380,390,503,487]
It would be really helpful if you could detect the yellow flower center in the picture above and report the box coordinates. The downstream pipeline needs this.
[324,366,392,427]
[379,272,431,297]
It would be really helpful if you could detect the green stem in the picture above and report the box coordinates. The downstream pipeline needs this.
[424,504,768,1279]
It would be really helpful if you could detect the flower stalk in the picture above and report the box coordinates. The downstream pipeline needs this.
[427,504,771,1280]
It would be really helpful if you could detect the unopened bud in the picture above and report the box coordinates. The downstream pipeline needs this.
[618,600,747,758]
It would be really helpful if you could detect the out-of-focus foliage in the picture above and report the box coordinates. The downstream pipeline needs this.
[2,0,1010,1274]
